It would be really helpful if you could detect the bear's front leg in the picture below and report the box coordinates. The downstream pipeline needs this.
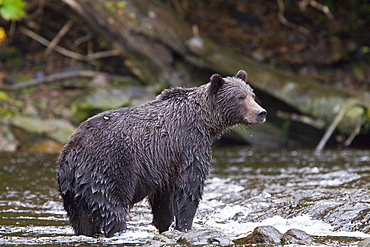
[173,164,206,232]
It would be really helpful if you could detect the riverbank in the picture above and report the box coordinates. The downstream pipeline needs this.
[1,0,370,152]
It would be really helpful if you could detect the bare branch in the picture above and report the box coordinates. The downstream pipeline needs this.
[19,27,122,62]
[315,101,367,154]
[1,70,108,91]
[276,111,325,129]
[299,0,334,20]
[277,0,310,35]
[44,20,74,57]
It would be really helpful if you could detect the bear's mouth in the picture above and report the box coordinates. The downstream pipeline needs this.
[243,117,266,126]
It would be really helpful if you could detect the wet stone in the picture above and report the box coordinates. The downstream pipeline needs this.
[281,228,313,245]
[153,229,233,246]
[234,226,283,245]
[177,229,233,246]
[359,238,370,247]
[153,230,183,244]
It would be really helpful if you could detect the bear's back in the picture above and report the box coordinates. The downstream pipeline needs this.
[66,87,206,156]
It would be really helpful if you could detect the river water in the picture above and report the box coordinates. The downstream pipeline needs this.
[0,147,369,246]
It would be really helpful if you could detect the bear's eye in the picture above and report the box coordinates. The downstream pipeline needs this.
[238,95,246,100]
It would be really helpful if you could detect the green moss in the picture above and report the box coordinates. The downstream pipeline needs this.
[104,0,125,13]
[0,91,22,118]
[124,53,162,85]
[104,1,116,12]
[71,100,95,124]
[116,1,125,9]
[0,46,23,66]
[11,116,75,143]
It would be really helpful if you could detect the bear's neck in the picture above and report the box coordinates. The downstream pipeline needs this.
[187,85,232,139]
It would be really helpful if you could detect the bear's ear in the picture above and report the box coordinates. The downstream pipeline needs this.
[210,73,224,94]
[235,70,247,82]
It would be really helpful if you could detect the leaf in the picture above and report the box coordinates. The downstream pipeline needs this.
[0,0,26,20]
[0,91,11,101]
[0,27,6,43]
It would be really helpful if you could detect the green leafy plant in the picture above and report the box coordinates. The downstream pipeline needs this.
[0,0,26,20]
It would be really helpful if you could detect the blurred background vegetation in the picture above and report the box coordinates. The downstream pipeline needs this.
[0,0,369,152]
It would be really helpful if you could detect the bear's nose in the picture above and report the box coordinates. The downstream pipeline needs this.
[256,109,267,121]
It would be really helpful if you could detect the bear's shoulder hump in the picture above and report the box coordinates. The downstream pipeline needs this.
[157,87,195,101]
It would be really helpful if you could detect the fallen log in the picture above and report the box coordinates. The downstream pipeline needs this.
[53,0,370,141]
[57,0,370,135]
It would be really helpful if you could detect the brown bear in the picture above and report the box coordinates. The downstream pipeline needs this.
[57,70,266,237]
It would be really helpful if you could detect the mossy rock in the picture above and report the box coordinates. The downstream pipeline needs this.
[72,86,156,123]
[0,124,19,152]
[11,116,75,143]
[20,139,64,153]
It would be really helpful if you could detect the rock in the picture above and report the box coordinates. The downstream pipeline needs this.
[160,230,184,240]
[10,116,75,152]
[154,229,233,246]
[11,116,75,143]
[359,238,370,247]
[234,226,283,245]
[0,124,19,151]
[85,88,130,110]
[177,229,233,246]
[22,139,64,153]
[281,228,313,245]
[152,230,182,245]
[89,74,109,88]
[72,86,156,122]
[86,86,156,109]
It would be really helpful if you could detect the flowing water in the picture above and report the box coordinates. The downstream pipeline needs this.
[0,147,369,246]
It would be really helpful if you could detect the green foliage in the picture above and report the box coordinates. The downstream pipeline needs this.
[0,0,26,20]
[104,1,125,13]
[0,91,22,118]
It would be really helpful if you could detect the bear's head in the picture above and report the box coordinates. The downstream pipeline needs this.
[209,70,266,127]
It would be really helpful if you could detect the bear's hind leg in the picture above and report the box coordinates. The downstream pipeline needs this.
[70,190,128,237]
[70,201,127,237]
[149,191,175,233]
[72,207,101,237]
[62,193,101,237]
[102,209,127,237]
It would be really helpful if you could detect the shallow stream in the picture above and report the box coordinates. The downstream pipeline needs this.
[0,147,369,246]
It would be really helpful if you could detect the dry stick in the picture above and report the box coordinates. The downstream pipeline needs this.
[62,0,85,17]
[72,33,92,48]
[277,0,310,35]
[344,119,363,146]
[314,101,367,155]
[170,0,186,16]
[299,0,334,20]
[44,20,74,57]
[19,27,122,62]
[20,26,85,60]
[2,70,107,91]
[61,0,129,59]
[276,111,326,129]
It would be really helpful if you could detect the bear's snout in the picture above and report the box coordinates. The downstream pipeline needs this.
[256,109,267,122]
